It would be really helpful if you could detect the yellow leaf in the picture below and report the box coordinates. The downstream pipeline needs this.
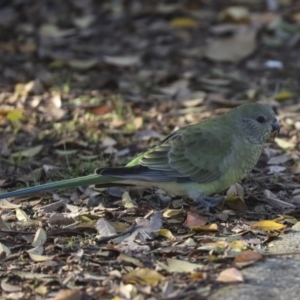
[122,268,165,285]
[122,191,137,208]
[190,223,218,232]
[35,285,48,296]
[275,90,293,101]
[226,183,244,198]
[251,220,286,231]
[79,215,94,222]
[170,17,199,28]
[275,138,295,150]
[163,208,182,218]
[16,208,30,221]
[229,240,247,250]
[7,110,23,122]
[154,229,176,240]
[117,253,143,267]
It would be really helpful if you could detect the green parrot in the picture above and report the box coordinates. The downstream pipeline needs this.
[0,103,280,209]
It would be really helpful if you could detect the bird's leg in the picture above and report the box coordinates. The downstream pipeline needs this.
[194,196,222,211]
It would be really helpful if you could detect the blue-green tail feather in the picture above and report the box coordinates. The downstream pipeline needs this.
[0,174,116,199]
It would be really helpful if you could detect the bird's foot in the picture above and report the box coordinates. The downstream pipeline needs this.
[194,196,222,212]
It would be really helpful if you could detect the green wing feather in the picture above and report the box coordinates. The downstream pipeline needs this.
[137,123,233,183]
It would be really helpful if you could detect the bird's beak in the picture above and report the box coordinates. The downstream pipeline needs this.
[271,118,280,135]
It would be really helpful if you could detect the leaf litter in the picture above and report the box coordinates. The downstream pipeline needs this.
[0,0,300,299]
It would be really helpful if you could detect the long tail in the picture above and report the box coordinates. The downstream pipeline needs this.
[0,174,116,199]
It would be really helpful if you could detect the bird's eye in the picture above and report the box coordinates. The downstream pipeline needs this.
[256,116,266,123]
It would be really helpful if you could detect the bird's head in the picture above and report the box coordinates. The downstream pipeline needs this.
[229,103,280,144]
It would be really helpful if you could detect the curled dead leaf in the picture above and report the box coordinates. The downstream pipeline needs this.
[217,267,244,283]
[183,212,207,227]
[234,250,263,267]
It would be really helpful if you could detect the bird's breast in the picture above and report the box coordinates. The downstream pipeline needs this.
[220,140,263,189]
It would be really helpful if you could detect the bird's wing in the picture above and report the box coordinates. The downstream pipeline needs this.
[138,125,233,183]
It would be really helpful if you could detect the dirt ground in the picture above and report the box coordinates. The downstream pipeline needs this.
[0,1,300,299]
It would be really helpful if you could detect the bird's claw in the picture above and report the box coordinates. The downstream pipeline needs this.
[194,196,222,212]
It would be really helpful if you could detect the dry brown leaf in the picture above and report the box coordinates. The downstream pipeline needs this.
[290,162,300,174]
[88,105,114,115]
[217,267,244,283]
[183,212,207,227]
[189,272,207,281]
[234,250,263,267]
